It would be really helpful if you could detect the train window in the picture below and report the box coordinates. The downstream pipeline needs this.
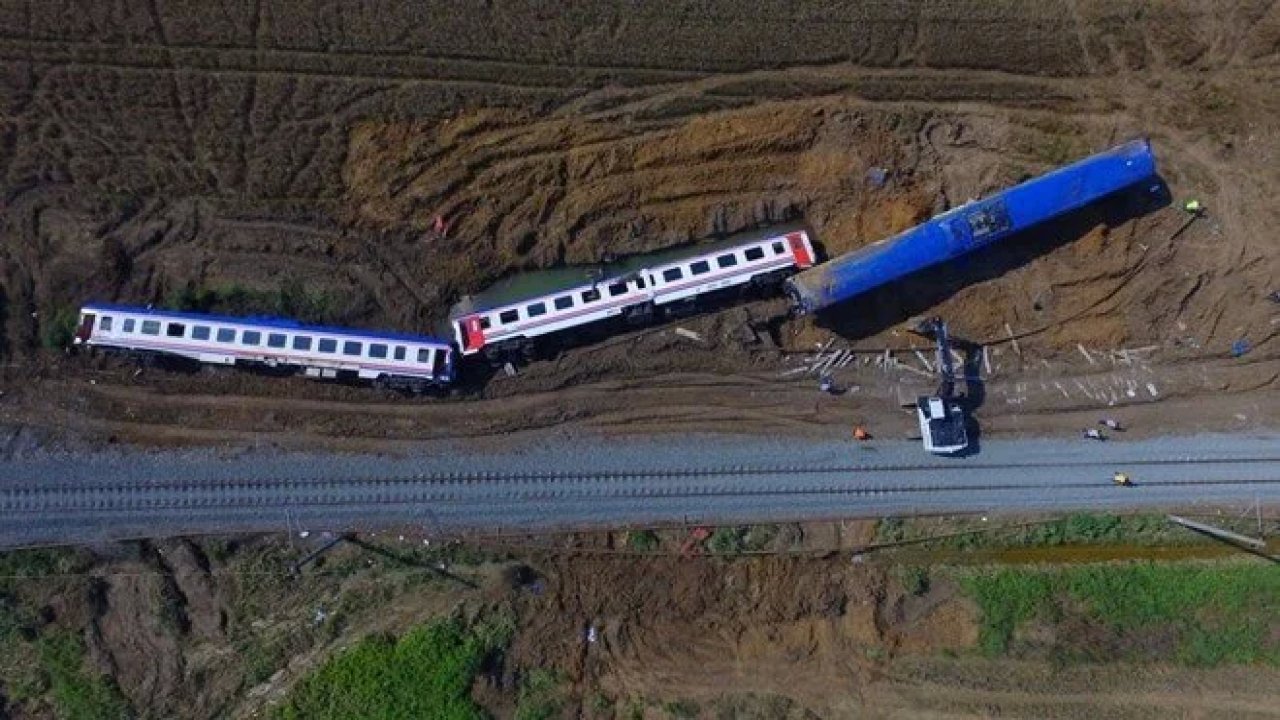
[745,247,765,261]
[369,343,388,359]
[499,309,519,324]
[607,282,626,297]
[242,330,261,345]
[267,333,287,348]
[772,240,785,255]
[417,348,432,363]
[216,328,235,343]
[479,316,491,330]
[141,320,160,335]
[293,335,312,351]
[166,322,185,338]
[394,346,406,361]
[581,288,601,303]
[123,319,136,333]
[636,277,646,289]
[100,316,114,332]
[662,267,683,282]
[554,295,573,310]
[717,253,738,268]
[318,338,337,353]
[527,302,547,317]
[342,341,362,356]
[191,325,210,340]
[690,260,710,276]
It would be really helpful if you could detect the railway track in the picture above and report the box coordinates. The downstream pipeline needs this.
[4,436,1279,548]
[5,457,1280,514]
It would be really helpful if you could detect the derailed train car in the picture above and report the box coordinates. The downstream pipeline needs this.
[449,224,816,364]
[784,139,1160,315]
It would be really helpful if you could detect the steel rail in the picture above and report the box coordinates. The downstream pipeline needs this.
[5,474,1280,513]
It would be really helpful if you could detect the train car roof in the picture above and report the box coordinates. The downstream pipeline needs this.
[450,222,809,316]
[80,303,451,346]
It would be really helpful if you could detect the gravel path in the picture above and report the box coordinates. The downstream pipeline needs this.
[2,432,1278,547]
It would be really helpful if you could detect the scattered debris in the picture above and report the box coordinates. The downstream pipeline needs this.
[982,346,992,375]
[853,425,871,441]
[1077,343,1096,365]
[818,373,836,394]
[586,624,599,643]
[1099,418,1124,431]
[503,362,517,377]
[1005,322,1021,357]
[1146,382,1159,398]
[913,349,934,372]
[680,527,710,557]
[1082,428,1106,441]
[674,327,703,342]
[866,166,888,188]
[1230,338,1251,357]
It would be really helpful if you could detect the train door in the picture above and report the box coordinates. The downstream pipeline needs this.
[432,347,449,379]
[74,312,96,343]
[458,316,485,353]
[787,233,814,267]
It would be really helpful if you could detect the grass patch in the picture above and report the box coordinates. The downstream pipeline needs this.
[707,527,745,555]
[663,698,701,719]
[164,278,336,325]
[40,306,80,349]
[274,615,512,720]
[895,565,931,596]
[741,525,778,552]
[36,631,132,720]
[961,562,1280,664]
[626,529,659,552]
[875,513,1199,550]
[514,667,564,720]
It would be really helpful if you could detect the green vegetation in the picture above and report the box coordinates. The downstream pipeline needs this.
[663,698,701,719]
[741,525,778,552]
[588,691,615,714]
[164,278,336,324]
[0,550,132,718]
[961,562,1280,665]
[37,632,133,720]
[705,525,779,555]
[707,527,745,555]
[40,305,80,349]
[875,512,1199,550]
[274,616,512,720]
[514,668,565,720]
[626,529,659,552]
[896,565,930,596]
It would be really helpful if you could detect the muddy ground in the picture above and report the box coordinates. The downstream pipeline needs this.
[0,0,1278,450]
[3,521,1279,720]
[1,4,1279,717]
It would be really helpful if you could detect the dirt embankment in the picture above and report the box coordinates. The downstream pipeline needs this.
[6,529,1280,719]
[0,1,1277,446]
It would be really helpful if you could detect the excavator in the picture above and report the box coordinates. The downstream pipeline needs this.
[910,318,969,454]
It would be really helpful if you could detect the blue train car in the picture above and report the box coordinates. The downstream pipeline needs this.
[785,138,1159,314]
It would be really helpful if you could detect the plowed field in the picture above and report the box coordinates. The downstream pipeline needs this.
[0,0,1277,447]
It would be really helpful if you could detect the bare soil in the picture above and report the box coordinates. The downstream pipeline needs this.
[0,0,1277,450]
[1,4,1279,716]
[5,527,1280,719]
